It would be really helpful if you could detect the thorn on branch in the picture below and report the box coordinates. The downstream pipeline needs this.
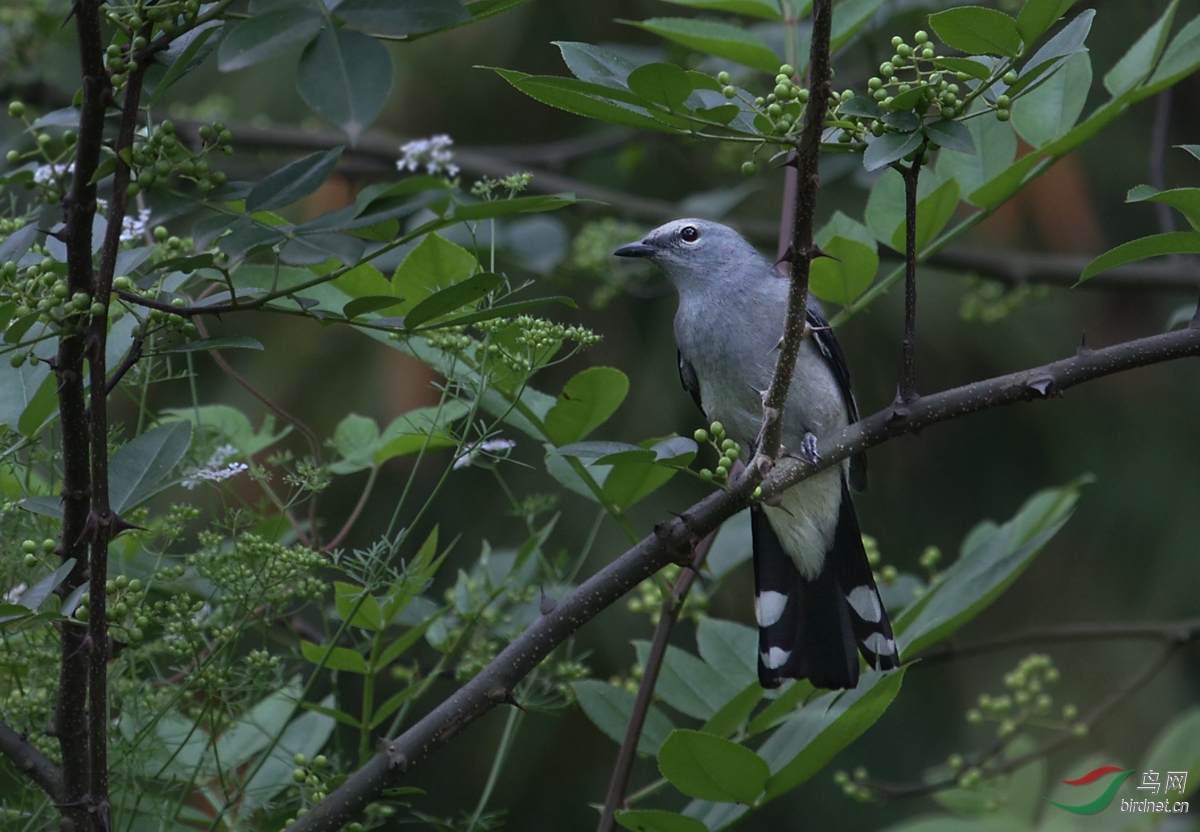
[1026,376,1055,397]
[377,738,407,771]
[538,587,557,616]
[1077,333,1092,355]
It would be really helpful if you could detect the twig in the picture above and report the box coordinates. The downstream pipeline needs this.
[914,615,1200,666]
[0,720,64,802]
[757,0,834,461]
[1149,89,1175,235]
[596,533,716,832]
[918,247,1200,292]
[104,336,145,395]
[899,150,926,403]
[322,466,379,552]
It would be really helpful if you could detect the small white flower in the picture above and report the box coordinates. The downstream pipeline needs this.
[33,162,74,184]
[121,207,152,243]
[453,437,516,471]
[3,583,27,604]
[397,134,459,177]
[181,444,249,489]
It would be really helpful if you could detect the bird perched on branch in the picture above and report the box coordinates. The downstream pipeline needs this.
[615,218,897,690]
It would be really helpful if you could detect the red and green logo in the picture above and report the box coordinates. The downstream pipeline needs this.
[1046,766,1135,814]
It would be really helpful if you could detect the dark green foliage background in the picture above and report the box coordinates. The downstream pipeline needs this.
[2,0,1199,828]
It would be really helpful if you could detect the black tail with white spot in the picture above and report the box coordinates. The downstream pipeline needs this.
[750,481,898,690]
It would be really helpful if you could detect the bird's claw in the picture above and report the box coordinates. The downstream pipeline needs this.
[799,432,820,465]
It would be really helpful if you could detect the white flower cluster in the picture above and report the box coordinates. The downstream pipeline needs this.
[453,438,516,471]
[397,134,459,177]
[181,444,248,490]
[33,162,73,184]
[121,207,152,243]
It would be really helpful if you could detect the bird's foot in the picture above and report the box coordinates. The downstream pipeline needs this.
[797,432,820,466]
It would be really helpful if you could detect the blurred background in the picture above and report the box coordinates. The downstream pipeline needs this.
[4,0,1200,828]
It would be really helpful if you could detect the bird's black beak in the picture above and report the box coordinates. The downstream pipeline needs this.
[614,240,655,259]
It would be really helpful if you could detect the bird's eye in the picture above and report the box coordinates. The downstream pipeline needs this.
[679,225,700,243]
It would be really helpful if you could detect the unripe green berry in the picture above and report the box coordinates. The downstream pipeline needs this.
[914,30,928,44]
[723,85,737,99]
[717,71,730,85]
[693,428,709,443]
[996,94,1011,108]
[5,150,19,164]
[699,468,714,482]
[1003,70,1018,85]
[880,62,894,77]
[741,161,757,176]
[90,302,106,315]
[22,540,36,554]
[23,553,38,567]
[891,36,903,47]
[779,64,794,76]
[8,101,24,118]
[996,109,1010,121]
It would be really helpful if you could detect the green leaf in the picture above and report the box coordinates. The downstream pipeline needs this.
[335,0,471,36]
[554,41,637,87]
[300,640,368,674]
[931,56,993,81]
[1127,185,1200,230]
[1145,10,1200,94]
[746,679,815,737]
[695,617,758,687]
[924,119,975,154]
[554,440,655,464]
[493,70,686,133]
[890,177,960,254]
[658,729,769,804]
[159,335,265,353]
[1104,0,1179,97]
[929,6,1021,57]
[17,373,56,438]
[391,234,478,317]
[296,27,392,141]
[217,8,322,71]
[895,480,1086,655]
[108,421,193,514]
[246,148,343,212]
[656,0,780,20]
[633,643,744,721]
[573,680,675,755]
[627,63,694,110]
[1080,231,1200,282]
[937,103,1017,203]
[1011,51,1091,148]
[760,668,906,799]
[865,168,942,247]
[334,581,383,630]
[544,367,629,446]
[831,0,887,52]
[863,131,923,173]
[343,295,406,320]
[0,353,50,431]
[160,404,290,457]
[629,18,781,73]
[452,193,577,221]
[328,413,380,474]
[403,272,503,329]
[149,22,222,104]
[701,682,763,739]
[811,214,879,306]
[966,152,1043,210]
[602,454,679,509]
[616,810,709,832]
[19,559,76,612]
[1015,0,1076,48]
[374,401,468,463]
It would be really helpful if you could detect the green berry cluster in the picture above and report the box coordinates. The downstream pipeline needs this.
[19,537,56,568]
[103,0,205,61]
[964,653,1085,742]
[693,420,739,484]
[5,100,78,205]
[627,562,708,625]
[73,575,149,646]
[960,277,1049,323]
[832,767,873,802]
[609,660,644,696]
[862,533,901,586]
[289,752,332,810]
[126,119,231,197]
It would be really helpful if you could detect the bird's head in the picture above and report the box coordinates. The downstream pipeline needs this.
[614,219,768,293]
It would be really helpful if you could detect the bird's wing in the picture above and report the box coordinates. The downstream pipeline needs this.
[806,306,868,491]
[678,350,704,416]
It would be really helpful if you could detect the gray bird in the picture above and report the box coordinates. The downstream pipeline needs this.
[615,218,898,690]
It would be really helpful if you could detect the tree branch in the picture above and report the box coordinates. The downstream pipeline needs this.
[596,533,716,832]
[758,0,833,460]
[0,720,64,802]
[899,150,925,403]
[917,247,1200,292]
